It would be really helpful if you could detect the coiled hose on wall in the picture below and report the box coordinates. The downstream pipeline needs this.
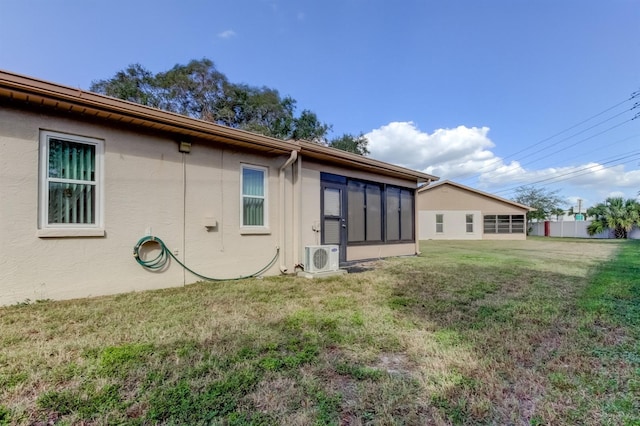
[133,236,279,281]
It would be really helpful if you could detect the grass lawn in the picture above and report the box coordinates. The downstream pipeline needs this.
[1,238,638,425]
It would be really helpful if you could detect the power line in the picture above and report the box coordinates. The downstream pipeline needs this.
[492,149,640,195]
[546,133,640,164]
[458,92,639,183]
[470,106,637,181]
[507,95,637,158]
[514,117,635,170]
[451,118,637,184]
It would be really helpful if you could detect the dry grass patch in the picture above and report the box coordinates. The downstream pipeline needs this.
[1,238,637,425]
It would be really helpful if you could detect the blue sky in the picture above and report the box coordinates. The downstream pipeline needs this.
[1,0,639,208]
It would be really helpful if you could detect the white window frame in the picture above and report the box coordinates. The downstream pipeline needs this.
[466,214,474,233]
[38,130,105,237]
[240,164,269,234]
[435,214,444,233]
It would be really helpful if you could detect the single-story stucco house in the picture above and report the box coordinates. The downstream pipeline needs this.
[0,70,438,305]
[417,180,533,240]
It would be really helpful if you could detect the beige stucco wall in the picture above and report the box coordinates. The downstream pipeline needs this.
[299,166,323,257]
[419,210,482,240]
[1,106,423,305]
[346,243,416,261]
[418,183,528,241]
[0,107,288,305]
[418,183,525,213]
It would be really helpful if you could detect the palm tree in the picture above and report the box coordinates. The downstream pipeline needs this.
[551,207,565,221]
[586,197,640,239]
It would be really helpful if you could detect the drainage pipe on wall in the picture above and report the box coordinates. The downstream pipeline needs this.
[279,150,298,273]
[295,155,303,269]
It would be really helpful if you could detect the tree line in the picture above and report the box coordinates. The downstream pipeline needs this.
[91,58,369,155]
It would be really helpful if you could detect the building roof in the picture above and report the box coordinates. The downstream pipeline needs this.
[418,180,535,211]
[0,70,438,183]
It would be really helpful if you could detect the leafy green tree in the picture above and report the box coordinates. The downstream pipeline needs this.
[328,133,370,155]
[291,110,332,143]
[154,58,228,121]
[90,64,159,107]
[218,83,296,138]
[91,59,227,120]
[90,58,367,155]
[218,89,331,141]
[586,197,640,238]
[513,186,565,232]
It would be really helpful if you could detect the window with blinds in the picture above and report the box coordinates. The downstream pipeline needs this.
[436,214,444,233]
[39,131,103,231]
[241,165,268,227]
[466,214,474,233]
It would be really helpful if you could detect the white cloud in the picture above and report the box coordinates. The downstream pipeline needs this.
[479,163,640,195]
[365,121,640,202]
[478,163,640,205]
[218,30,236,39]
[608,191,627,199]
[366,122,498,178]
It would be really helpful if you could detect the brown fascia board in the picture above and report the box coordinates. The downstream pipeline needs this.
[0,70,298,155]
[0,69,440,182]
[298,140,439,183]
[418,180,535,211]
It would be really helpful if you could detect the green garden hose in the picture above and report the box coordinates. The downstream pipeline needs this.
[133,235,279,281]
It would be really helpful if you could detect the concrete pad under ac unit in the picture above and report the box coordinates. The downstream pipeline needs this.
[297,269,348,279]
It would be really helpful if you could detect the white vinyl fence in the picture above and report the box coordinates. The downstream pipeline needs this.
[529,220,640,239]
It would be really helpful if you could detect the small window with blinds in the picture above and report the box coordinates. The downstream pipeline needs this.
[39,131,104,236]
[241,164,268,229]
[436,214,444,233]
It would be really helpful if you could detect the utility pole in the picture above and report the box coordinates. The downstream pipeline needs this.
[576,199,584,221]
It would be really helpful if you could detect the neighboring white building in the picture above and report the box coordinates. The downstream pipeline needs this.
[417,180,533,241]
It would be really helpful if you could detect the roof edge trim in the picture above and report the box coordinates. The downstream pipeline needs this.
[418,180,535,211]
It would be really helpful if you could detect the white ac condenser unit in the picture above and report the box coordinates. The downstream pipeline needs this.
[304,245,340,273]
